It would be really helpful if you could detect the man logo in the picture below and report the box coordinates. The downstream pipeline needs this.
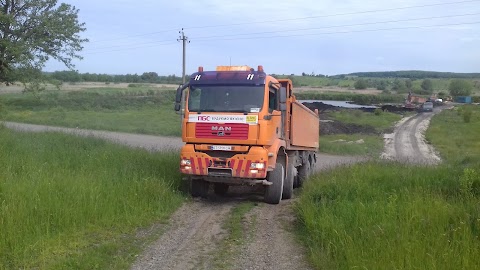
[211,126,232,131]
[217,131,225,136]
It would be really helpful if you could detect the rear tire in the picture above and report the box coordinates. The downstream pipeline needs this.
[297,160,310,188]
[282,162,294,200]
[191,179,209,198]
[213,183,229,195]
[265,163,284,204]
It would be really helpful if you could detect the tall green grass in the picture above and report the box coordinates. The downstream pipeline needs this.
[3,88,182,136]
[0,128,184,269]
[298,105,480,269]
[426,105,480,167]
[297,164,480,269]
[330,110,402,132]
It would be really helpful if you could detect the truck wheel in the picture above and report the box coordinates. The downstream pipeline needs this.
[297,160,310,188]
[282,162,294,200]
[265,163,284,204]
[213,183,229,195]
[191,179,209,198]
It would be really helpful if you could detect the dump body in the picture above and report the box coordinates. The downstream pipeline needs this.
[175,65,319,203]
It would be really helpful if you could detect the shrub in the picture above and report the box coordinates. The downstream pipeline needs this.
[354,79,368,90]
[463,106,472,123]
[374,108,383,116]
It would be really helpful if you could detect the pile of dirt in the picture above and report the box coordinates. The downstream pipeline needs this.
[320,120,378,135]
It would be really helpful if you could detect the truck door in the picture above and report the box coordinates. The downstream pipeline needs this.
[268,86,284,139]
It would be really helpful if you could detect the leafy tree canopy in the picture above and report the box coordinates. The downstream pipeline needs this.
[0,0,87,83]
[449,79,473,96]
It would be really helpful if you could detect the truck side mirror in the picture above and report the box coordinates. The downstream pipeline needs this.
[174,83,189,112]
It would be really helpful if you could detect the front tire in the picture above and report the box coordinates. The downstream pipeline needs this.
[265,163,284,204]
[191,179,209,198]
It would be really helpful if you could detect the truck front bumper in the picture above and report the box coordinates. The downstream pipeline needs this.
[179,144,268,180]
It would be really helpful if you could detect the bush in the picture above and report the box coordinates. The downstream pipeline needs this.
[463,106,473,123]
[374,108,383,116]
[354,79,368,90]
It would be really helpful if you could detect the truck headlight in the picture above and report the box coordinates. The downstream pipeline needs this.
[180,159,191,166]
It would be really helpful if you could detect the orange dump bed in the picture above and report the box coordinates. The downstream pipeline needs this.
[290,101,319,149]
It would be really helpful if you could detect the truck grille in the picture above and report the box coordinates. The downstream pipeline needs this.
[195,123,249,139]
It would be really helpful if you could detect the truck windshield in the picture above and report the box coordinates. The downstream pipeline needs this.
[188,85,264,113]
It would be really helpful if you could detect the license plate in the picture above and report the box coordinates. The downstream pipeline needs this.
[211,145,232,151]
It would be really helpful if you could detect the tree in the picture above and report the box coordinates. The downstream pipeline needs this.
[0,0,87,83]
[376,80,387,90]
[392,79,406,93]
[354,78,368,89]
[449,79,473,96]
[421,79,433,92]
[405,79,413,90]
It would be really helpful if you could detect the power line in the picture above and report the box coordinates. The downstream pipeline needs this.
[192,21,480,42]
[83,12,479,53]
[83,41,178,55]
[80,20,480,55]
[85,38,173,52]
[91,29,178,43]
[84,0,479,45]
[191,12,480,40]
[184,0,480,30]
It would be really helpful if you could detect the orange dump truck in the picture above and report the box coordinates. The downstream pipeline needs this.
[174,65,319,204]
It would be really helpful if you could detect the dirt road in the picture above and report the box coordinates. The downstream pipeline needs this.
[382,110,441,165]
[4,111,441,269]
[4,121,363,270]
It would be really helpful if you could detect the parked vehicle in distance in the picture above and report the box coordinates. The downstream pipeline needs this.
[174,65,319,204]
[422,101,433,112]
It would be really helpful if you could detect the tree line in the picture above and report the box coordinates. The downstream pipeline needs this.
[47,71,184,84]
[333,71,480,79]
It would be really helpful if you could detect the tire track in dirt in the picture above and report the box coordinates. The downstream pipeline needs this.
[131,200,235,270]
[382,110,441,165]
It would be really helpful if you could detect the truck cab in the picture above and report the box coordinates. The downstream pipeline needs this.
[175,65,319,204]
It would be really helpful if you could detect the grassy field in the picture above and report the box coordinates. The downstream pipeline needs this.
[297,104,480,269]
[320,134,384,156]
[329,110,402,132]
[2,88,182,136]
[426,105,480,166]
[0,127,185,269]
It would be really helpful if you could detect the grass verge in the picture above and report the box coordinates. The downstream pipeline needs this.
[297,104,480,269]
[297,163,480,269]
[426,105,480,166]
[0,128,185,269]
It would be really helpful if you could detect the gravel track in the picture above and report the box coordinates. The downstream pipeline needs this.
[381,110,441,165]
[2,121,369,270]
[5,112,441,269]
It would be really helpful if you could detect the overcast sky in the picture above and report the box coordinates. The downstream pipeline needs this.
[44,0,480,76]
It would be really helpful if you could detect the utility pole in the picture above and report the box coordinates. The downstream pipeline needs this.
[177,28,189,84]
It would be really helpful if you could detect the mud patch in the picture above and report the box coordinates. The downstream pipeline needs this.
[320,120,378,135]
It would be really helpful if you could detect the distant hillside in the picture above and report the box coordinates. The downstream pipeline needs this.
[332,71,480,79]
